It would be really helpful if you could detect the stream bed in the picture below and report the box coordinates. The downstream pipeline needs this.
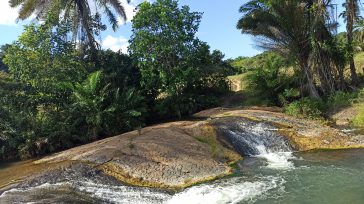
[1,149,364,204]
[1,119,364,204]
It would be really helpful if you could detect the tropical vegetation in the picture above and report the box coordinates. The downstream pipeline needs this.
[2,0,364,161]
[0,0,231,161]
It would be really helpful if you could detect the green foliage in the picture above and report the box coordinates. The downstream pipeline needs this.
[4,23,87,105]
[153,94,219,120]
[230,52,285,73]
[0,45,10,71]
[70,71,110,139]
[10,0,129,49]
[70,71,146,138]
[130,0,230,119]
[238,0,346,98]
[352,88,364,127]
[284,97,325,119]
[243,52,300,106]
[353,105,364,126]
[95,50,141,90]
[129,0,202,98]
[327,91,358,111]
[0,23,147,161]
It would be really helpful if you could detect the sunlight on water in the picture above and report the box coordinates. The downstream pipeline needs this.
[168,176,284,204]
[0,177,285,204]
[2,150,364,204]
[255,145,295,170]
[76,181,170,204]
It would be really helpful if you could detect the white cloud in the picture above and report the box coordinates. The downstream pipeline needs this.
[0,1,19,25]
[102,35,129,53]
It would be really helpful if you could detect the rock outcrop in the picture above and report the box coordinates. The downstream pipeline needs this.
[2,107,364,191]
[208,108,364,151]
[33,121,240,189]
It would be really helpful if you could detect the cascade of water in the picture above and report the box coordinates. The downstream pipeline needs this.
[0,177,286,204]
[0,118,297,204]
[217,120,295,169]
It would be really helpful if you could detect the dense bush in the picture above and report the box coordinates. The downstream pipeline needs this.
[0,23,149,160]
[243,52,300,106]
[327,91,359,111]
[284,97,325,119]
[0,45,9,71]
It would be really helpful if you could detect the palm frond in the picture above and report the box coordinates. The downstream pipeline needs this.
[9,0,130,49]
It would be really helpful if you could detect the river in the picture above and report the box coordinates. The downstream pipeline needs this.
[1,120,364,203]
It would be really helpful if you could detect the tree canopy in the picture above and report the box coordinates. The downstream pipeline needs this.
[130,0,230,118]
[10,0,130,49]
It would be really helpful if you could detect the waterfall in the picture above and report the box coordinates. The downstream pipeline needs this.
[215,118,295,169]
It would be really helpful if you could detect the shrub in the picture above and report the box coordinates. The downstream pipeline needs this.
[284,97,325,119]
[152,94,220,120]
[327,91,358,111]
[244,52,300,106]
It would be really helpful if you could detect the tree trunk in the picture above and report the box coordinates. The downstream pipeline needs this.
[300,58,320,99]
[349,58,359,86]
[347,0,359,86]
[305,67,320,99]
[338,66,346,90]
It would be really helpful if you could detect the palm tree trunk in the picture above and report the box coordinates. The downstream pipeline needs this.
[300,59,320,99]
[349,58,359,86]
[305,68,320,99]
[338,66,346,90]
[347,0,359,86]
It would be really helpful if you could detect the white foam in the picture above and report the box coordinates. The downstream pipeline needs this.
[75,181,170,204]
[0,182,171,204]
[1,176,285,204]
[167,176,284,204]
[0,182,70,197]
[255,145,295,170]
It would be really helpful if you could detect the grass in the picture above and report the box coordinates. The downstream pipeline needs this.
[193,124,241,163]
[227,73,249,92]
[227,73,270,106]
[194,136,218,157]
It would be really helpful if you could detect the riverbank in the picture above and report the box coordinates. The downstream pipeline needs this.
[1,107,364,192]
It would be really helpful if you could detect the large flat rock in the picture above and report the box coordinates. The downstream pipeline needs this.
[5,107,364,191]
[35,121,240,189]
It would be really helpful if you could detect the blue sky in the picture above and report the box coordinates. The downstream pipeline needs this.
[0,0,350,59]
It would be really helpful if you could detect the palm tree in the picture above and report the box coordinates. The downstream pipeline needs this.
[71,71,109,139]
[9,0,130,49]
[238,0,316,98]
[354,19,364,43]
[237,0,340,98]
[343,0,360,86]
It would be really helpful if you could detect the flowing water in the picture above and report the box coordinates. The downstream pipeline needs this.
[1,122,364,204]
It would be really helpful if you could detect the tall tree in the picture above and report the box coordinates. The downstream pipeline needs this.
[344,0,360,86]
[129,0,203,118]
[9,0,130,49]
[129,0,229,118]
[237,0,341,98]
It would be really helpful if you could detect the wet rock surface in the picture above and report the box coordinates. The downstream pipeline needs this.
[210,108,364,151]
[32,121,240,189]
[2,107,364,193]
